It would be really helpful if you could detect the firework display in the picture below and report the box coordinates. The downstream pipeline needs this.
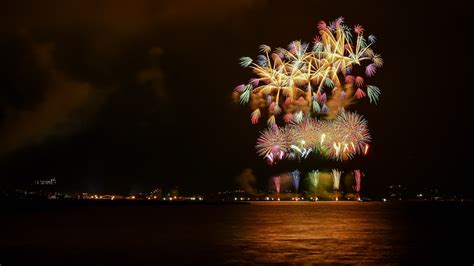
[308,170,320,199]
[332,169,342,201]
[273,176,281,194]
[291,170,301,192]
[234,16,382,126]
[234,17,382,199]
[353,169,362,200]
[256,111,370,163]
[332,169,342,190]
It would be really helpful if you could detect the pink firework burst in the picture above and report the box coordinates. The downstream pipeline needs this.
[365,64,377,77]
[355,76,364,87]
[354,25,365,34]
[354,88,366,99]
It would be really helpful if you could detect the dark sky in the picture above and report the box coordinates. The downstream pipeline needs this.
[0,0,472,194]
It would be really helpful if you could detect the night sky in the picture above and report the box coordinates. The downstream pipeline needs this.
[0,1,471,194]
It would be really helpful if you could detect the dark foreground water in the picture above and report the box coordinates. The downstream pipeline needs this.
[1,201,473,265]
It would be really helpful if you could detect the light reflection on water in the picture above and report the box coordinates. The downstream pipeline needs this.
[2,201,472,264]
[218,202,400,264]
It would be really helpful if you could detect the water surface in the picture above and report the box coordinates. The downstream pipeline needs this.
[1,201,472,265]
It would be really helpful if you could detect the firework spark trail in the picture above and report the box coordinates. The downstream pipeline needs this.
[273,176,281,194]
[354,169,362,196]
[308,170,320,198]
[332,169,342,201]
[235,17,383,125]
[332,169,342,190]
[291,170,301,192]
